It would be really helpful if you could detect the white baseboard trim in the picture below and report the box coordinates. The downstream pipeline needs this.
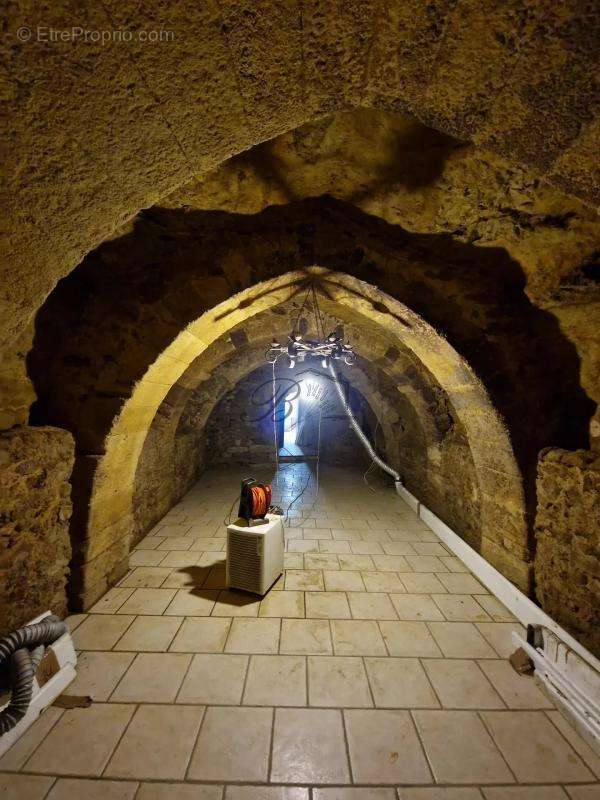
[513,629,600,755]
[395,482,419,513]
[395,484,600,675]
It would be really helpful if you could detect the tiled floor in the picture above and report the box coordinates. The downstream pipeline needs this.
[2,464,599,799]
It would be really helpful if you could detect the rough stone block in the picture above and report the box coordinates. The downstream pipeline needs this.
[0,425,74,634]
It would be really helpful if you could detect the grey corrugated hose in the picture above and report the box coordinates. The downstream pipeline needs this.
[0,614,67,735]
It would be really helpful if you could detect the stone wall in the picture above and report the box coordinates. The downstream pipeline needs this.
[0,426,74,635]
[132,404,206,547]
[203,363,376,469]
[535,448,600,658]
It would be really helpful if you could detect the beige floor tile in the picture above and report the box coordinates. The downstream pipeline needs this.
[159,550,201,568]
[288,539,319,553]
[428,622,498,658]
[105,704,203,780]
[280,619,333,654]
[197,551,227,568]
[111,652,191,702]
[0,775,55,800]
[481,787,569,799]
[159,524,193,538]
[66,651,135,701]
[271,574,285,591]
[188,706,272,782]
[164,588,219,616]
[314,789,396,800]
[478,660,554,709]
[203,565,227,589]
[304,553,340,570]
[400,573,447,594]
[134,535,165,550]
[345,709,431,784]
[360,530,392,542]
[546,710,600,778]
[305,591,351,619]
[177,653,248,704]
[324,570,365,592]
[119,566,173,588]
[380,542,417,556]
[406,555,448,572]
[397,789,483,799]
[169,616,231,652]
[347,592,398,620]
[118,588,177,615]
[349,541,384,555]
[65,613,88,632]
[25,704,135,777]
[137,782,222,800]
[482,711,594,783]
[271,708,350,784]
[0,707,64,770]
[259,590,305,617]
[284,553,305,569]
[564,787,600,800]
[331,620,387,656]
[412,542,449,556]
[476,622,526,658]
[161,566,209,589]
[227,788,309,800]
[372,555,411,572]
[212,589,261,616]
[423,659,504,708]
[390,594,445,621]
[72,615,135,650]
[308,656,372,707]
[386,530,423,542]
[436,572,488,594]
[476,594,516,621]
[113,615,182,651]
[414,709,514,784]
[319,540,351,553]
[432,594,491,622]
[332,529,364,541]
[338,554,374,571]
[365,657,439,708]
[361,571,405,592]
[225,618,280,653]
[379,621,442,657]
[130,549,167,567]
[439,556,470,572]
[46,778,138,800]
[190,537,226,551]
[243,655,307,706]
[285,569,325,591]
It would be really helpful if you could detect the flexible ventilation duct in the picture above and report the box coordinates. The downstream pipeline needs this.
[328,362,401,483]
[0,615,67,734]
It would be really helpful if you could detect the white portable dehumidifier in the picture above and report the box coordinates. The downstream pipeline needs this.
[226,514,285,595]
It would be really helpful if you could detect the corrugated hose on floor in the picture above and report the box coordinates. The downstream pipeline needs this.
[0,614,67,735]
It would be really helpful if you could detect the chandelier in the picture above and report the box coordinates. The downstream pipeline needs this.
[266,283,355,369]
[266,331,355,369]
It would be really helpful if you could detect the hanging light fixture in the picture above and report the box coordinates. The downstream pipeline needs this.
[265,281,401,485]
[266,284,356,368]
